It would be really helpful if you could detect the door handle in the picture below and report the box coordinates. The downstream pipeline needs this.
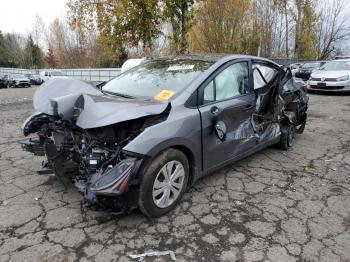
[244,104,254,110]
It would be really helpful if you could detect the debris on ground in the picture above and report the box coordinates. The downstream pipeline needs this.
[128,250,176,261]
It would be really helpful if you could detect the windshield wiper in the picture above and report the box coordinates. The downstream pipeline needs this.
[102,90,135,99]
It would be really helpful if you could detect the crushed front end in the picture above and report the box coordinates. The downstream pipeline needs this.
[20,79,170,212]
[21,112,148,211]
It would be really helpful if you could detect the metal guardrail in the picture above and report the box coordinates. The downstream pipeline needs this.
[0,68,122,82]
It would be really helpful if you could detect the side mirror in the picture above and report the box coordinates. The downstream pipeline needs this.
[96,81,106,90]
[215,121,227,141]
[210,106,226,141]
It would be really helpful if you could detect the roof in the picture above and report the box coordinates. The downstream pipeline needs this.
[154,53,278,64]
[155,54,228,62]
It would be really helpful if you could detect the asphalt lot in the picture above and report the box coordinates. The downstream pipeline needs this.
[0,86,349,262]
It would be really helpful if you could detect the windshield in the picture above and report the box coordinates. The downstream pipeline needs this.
[302,62,321,68]
[319,61,350,71]
[102,60,213,99]
[50,71,63,76]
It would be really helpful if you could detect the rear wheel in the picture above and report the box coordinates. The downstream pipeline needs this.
[138,149,189,217]
[295,121,306,134]
[277,124,296,150]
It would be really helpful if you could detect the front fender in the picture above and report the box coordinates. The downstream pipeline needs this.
[123,106,202,179]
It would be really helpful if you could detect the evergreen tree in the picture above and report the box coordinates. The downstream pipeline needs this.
[24,35,44,68]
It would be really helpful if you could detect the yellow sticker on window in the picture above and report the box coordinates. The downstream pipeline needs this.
[154,89,175,101]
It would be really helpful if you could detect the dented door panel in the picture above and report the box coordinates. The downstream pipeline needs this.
[199,93,256,170]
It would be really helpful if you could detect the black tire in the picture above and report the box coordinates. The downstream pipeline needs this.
[295,121,306,134]
[277,124,296,150]
[138,148,189,218]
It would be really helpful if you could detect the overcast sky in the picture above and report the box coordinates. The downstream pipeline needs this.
[0,0,349,54]
[0,0,68,35]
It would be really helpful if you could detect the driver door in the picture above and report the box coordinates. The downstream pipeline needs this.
[198,60,257,171]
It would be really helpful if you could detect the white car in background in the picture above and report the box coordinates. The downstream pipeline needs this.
[121,58,146,72]
[40,70,68,82]
[308,60,350,92]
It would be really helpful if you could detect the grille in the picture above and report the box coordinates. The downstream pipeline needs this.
[310,85,344,90]
[311,78,337,82]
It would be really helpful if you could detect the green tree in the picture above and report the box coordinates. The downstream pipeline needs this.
[293,0,318,59]
[188,0,257,54]
[68,0,161,59]
[24,35,44,68]
[163,0,194,54]
[0,31,7,66]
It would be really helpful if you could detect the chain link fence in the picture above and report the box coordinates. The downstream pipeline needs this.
[0,68,122,82]
[0,58,316,82]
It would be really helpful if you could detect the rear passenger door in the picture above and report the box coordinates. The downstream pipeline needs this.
[252,61,281,116]
[198,60,256,171]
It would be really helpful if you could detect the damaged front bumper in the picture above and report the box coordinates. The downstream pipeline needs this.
[20,138,46,156]
[77,156,144,210]
[20,137,145,210]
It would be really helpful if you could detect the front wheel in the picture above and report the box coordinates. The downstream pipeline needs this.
[138,149,189,217]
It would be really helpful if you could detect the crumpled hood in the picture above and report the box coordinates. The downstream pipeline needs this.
[75,94,168,129]
[33,78,168,129]
[311,70,350,79]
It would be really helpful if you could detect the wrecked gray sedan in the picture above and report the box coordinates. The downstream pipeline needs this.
[21,55,308,217]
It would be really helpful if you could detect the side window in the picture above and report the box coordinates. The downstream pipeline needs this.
[202,62,249,104]
[253,64,278,89]
[203,80,215,103]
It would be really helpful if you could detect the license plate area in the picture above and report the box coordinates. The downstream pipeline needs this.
[317,82,326,88]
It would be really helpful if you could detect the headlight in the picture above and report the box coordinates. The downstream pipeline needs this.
[90,158,136,193]
[336,75,349,81]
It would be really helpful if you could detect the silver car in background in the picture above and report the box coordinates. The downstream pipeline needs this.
[308,60,350,92]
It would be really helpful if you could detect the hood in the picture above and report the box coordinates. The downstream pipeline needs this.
[75,94,168,129]
[298,68,314,72]
[311,70,350,78]
[34,78,102,115]
[33,78,168,129]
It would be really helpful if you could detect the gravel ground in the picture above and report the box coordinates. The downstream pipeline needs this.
[0,86,349,262]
